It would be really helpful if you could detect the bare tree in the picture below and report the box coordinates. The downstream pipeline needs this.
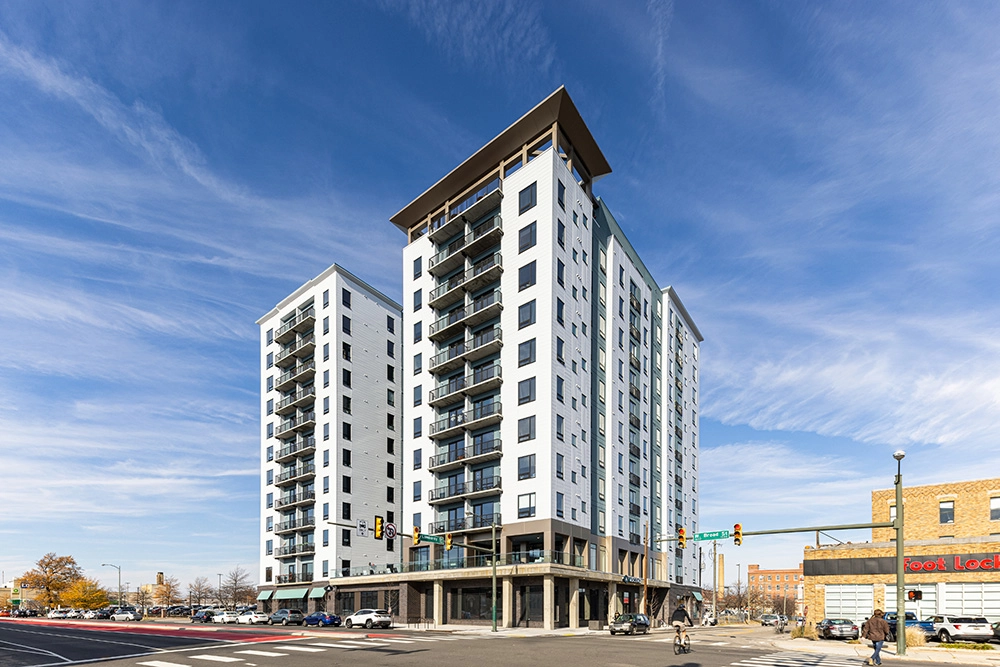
[221,566,254,608]
[19,553,84,609]
[156,575,182,607]
[188,577,214,606]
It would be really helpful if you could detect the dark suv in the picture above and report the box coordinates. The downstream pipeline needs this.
[269,608,305,625]
[190,610,216,623]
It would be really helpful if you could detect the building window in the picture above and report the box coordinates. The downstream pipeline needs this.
[518,377,536,405]
[556,492,564,518]
[556,337,565,362]
[323,289,329,308]
[341,475,352,493]
[323,316,330,335]
[518,300,536,328]
[323,449,329,467]
[342,396,351,415]
[265,540,273,556]
[518,493,536,518]
[518,339,536,366]
[322,476,329,493]
[388,364,395,381]
[413,385,422,406]
[413,257,422,279]
[342,529,351,546]
[413,480,422,502]
[266,352,273,368]
[266,375,273,392]
[519,221,537,252]
[342,422,352,440]
[413,417,422,438]
[413,353,422,374]
[556,453,564,479]
[343,342,351,360]
[518,454,536,480]
[387,462,395,479]
[342,502,351,520]
[323,422,330,441]
[518,261,537,291]
[556,415,564,440]
[414,321,422,343]
[518,182,537,214]
[342,288,351,308]
[556,376,564,402]
[992,497,1000,521]
[387,340,395,358]
[323,342,330,361]
[342,315,351,334]
[413,288,422,311]
[322,530,329,547]
[556,299,565,324]
[342,368,351,387]
[413,448,422,470]
[323,502,330,520]
[387,413,395,431]
[387,315,395,333]
[387,486,395,503]
[518,416,536,442]
[266,399,273,415]
[557,260,565,287]
[939,500,955,524]
[557,180,565,210]
[387,388,395,406]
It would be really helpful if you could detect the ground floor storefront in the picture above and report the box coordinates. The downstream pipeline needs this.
[802,538,1000,625]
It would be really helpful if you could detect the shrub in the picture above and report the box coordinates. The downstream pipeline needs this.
[791,625,818,640]
[904,627,927,647]
[937,642,994,651]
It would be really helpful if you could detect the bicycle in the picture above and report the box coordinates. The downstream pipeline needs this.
[673,626,691,654]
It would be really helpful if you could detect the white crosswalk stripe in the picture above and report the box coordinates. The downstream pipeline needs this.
[138,662,190,667]
[731,652,865,667]
[234,650,287,657]
[276,646,326,652]
[190,656,243,662]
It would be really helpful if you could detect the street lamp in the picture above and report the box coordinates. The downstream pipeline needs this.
[102,563,121,606]
[737,563,741,621]
[217,573,223,607]
[893,450,906,657]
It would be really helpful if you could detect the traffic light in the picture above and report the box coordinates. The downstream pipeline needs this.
[374,515,384,540]
[733,523,743,546]
[413,526,420,545]
[677,527,686,549]
[445,533,453,551]
[907,590,923,601]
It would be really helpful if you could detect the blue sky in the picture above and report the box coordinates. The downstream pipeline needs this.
[2,1,999,594]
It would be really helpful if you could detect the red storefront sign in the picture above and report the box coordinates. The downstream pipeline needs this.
[904,554,1000,572]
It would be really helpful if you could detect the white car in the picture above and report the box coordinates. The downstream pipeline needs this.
[237,610,269,625]
[929,615,994,643]
[65,609,84,619]
[110,608,142,621]
[343,608,392,629]
[213,610,240,624]
[47,609,70,619]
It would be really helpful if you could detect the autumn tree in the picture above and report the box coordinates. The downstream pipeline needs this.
[19,553,84,608]
[188,577,213,606]
[61,578,110,610]
[156,575,182,606]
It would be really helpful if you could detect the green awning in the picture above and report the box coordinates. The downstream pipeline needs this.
[256,590,273,600]
[692,591,703,601]
[273,587,309,600]
[308,587,327,598]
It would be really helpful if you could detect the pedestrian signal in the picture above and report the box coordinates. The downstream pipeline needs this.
[733,523,743,546]
[907,590,922,601]
[413,526,420,545]
[445,533,453,551]
[677,527,686,549]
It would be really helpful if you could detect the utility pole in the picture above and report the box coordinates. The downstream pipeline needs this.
[712,540,718,623]
[894,451,907,657]
[642,522,649,615]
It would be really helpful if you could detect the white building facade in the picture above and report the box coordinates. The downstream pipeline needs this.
[256,264,402,611]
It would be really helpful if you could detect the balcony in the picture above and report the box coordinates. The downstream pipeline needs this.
[629,444,641,459]
[463,252,503,293]
[275,574,302,584]
[274,517,316,535]
[429,342,467,374]
[274,308,315,344]
[275,361,315,392]
[274,334,316,368]
[428,211,465,245]
[274,437,316,463]
[629,502,641,517]
[675,354,683,369]
[463,289,502,328]
[465,401,502,431]
[463,214,503,258]
[428,375,467,407]
[427,476,501,505]
[630,293,641,313]
[428,236,467,277]
[675,498,683,511]
[674,426,683,440]
[630,324,641,342]
[429,272,468,310]
[276,543,316,557]
[463,326,502,364]
[675,402,683,416]
[275,387,315,416]
[428,438,502,473]
[629,472,641,488]
[429,306,467,342]
[428,481,466,503]
[464,362,502,396]
[675,474,683,488]
[629,532,642,545]
[428,513,501,534]
[629,414,641,429]
[447,177,502,231]
[277,411,316,437]
[275,464,316,487]
[629,353,641,370]
[674,449,683,463]
[274,490,316,509]
[629,384,640,400]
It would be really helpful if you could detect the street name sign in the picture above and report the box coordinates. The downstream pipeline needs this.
[419,533,444,544]
[694,530,730,541]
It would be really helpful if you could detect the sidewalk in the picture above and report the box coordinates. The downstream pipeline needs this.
[774,637,1000,664]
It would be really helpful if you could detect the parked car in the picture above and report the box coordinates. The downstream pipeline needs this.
[110,607,142,621]
[991,621,1000,643]
[343,609,392,629]
[190,610,216,623]
[817,618,859,640]
[884,611,935,640]
[929,615,994,643]
[268,609,305,626]
[237,610,270,625]
[609,613,651,635]
[760,614,779,626]
[213,610,240,624]
[304,611,342,627]
[47,609,70,619]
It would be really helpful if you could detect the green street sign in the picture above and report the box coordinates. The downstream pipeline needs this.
[419,534,444,544]
[694,530,730,541]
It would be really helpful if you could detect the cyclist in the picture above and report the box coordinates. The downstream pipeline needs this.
[671,603,693,640]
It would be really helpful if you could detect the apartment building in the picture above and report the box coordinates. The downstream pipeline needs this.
[256,265,402,611]
[803,477,1000,624]
[747,563,805,615]
[387,87,703,628]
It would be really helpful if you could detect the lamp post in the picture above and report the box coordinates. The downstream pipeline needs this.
[737,563,742,621]
[893,450,906,657]
[102,563,121,606]
[218,573,223,607]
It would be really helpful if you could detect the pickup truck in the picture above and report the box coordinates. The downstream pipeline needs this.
[883,611,935,641]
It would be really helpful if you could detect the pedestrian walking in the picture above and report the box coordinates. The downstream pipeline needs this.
[861,609,890,666]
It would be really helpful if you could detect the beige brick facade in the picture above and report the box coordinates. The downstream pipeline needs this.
[802,477,1000,626]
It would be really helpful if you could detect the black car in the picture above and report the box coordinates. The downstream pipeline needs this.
[190,610,216,623]
[609,613,651,635]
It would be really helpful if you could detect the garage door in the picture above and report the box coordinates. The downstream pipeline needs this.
[824,584,874,623]
[943,583,1000,621]
[885,583,936,619]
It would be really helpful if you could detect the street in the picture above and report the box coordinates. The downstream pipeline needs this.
[1,621,987,667]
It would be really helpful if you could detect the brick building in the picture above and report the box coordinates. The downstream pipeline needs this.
[747,563,804,615]
[803,477,1000,625]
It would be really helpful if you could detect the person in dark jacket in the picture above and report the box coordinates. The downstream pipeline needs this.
[671,603,693,638]
[862,609,890,665]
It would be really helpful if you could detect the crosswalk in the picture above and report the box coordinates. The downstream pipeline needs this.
[730,652,867,667]
[137,636,472,667]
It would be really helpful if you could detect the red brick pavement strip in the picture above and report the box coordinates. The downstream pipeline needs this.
[0,618,294,642]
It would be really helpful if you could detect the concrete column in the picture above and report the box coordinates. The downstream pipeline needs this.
[503,577,514,628]
[568,577,580,629]
[543,574,555,630]
[607,580,618,623]
[433,579,444,626]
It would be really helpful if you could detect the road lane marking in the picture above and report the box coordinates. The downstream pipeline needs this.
[275,645,326,652]
[191,656,244,662]
[138,662,191,667]
[371,638,415,643]
[235,649,286,656]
